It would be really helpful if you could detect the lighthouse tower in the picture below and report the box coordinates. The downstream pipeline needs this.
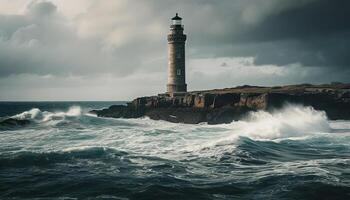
[167,13,187,95]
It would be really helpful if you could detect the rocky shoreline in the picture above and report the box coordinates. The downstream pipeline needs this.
[91,83,350,124]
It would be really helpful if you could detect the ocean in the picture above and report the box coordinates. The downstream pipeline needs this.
[0,102,349,200]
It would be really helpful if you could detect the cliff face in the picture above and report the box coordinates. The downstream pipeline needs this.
[91,83,350,124]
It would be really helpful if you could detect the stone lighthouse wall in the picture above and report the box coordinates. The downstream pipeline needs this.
[167,25,187,94]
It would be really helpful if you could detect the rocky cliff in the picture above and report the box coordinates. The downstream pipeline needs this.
[91,83,350,124]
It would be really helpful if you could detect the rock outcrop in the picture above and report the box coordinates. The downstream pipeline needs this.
[91,83,350,124]
[0,118,31,129]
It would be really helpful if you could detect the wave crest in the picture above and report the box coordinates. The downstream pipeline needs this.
[11,106,82,123]
[187,105,331,157]
[12,108,42,120]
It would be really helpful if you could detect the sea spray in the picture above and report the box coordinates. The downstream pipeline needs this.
[232,104,330,140]
[42,106,82,122]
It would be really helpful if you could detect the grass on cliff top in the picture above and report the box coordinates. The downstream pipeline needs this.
[189,83,350,95]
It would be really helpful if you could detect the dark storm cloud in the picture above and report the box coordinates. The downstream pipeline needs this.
[236,0,350,67]
[1,0,349,78]
[179,0,350,69]
[238,0,350,42]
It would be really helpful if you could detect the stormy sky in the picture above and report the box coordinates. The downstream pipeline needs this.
[0,0,349,100]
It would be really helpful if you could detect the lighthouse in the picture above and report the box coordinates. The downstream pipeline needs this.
[167,13,187,95]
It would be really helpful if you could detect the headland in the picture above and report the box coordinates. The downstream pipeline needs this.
[90,83,350,124]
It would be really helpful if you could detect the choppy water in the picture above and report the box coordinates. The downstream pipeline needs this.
[0,102,350,200]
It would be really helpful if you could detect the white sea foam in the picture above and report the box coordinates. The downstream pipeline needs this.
[6,104,348,161]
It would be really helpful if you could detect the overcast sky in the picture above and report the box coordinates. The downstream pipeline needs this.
[0,0,349,100]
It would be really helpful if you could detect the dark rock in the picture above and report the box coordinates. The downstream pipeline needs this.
[90,105,145,118]
[0,118,31,127]
[90,83,350,124]
[145,108,207,124]
[211,93,240,108]
[265,92,350,120]
[238,93,268,109]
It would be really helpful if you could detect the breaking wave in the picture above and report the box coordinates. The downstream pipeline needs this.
[225,104,330,140]
[5,104,335,154]
[171,104,332,157]
[11,106,82,122]
[1,103,350,199]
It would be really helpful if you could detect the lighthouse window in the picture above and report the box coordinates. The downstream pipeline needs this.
[177,69,181,75]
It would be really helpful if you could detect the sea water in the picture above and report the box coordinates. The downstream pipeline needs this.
[0,102,349,199]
